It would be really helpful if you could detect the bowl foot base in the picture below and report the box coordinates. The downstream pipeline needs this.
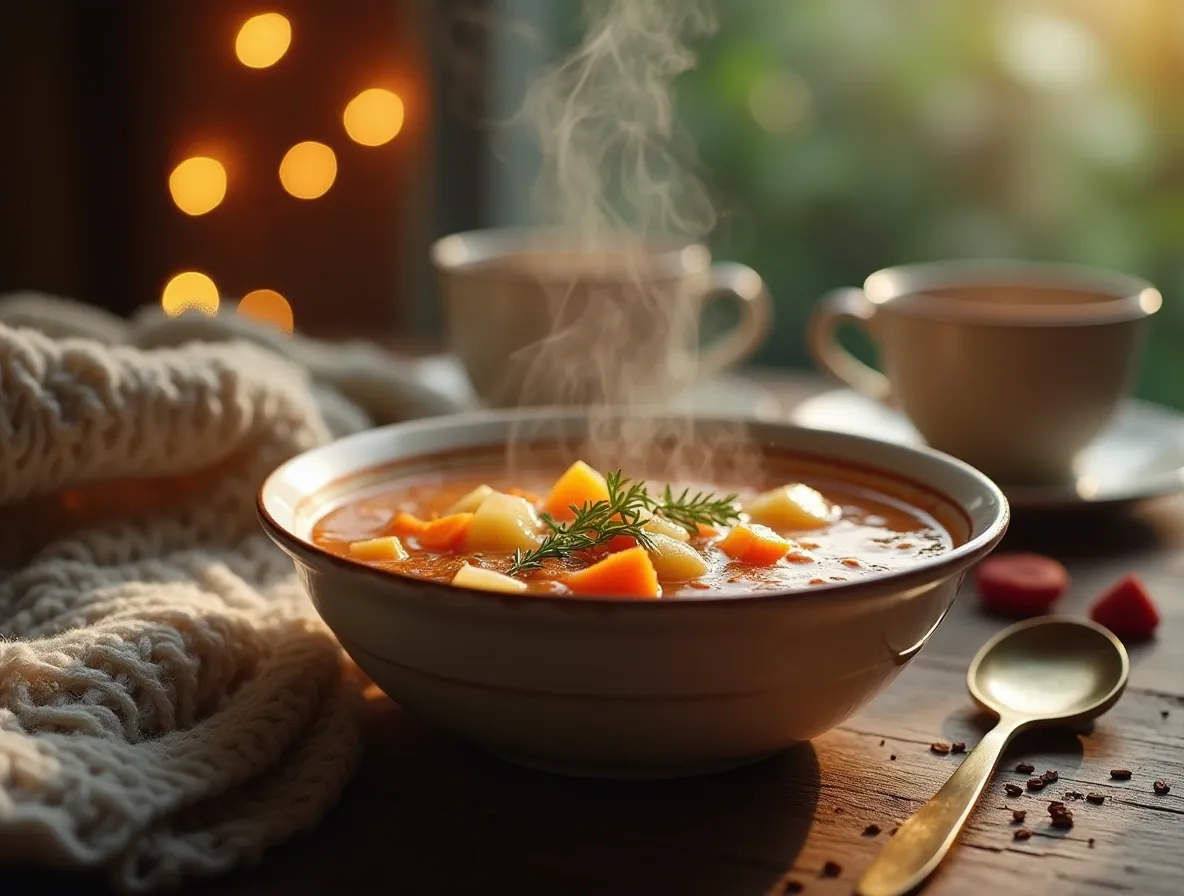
[488,748,784,780]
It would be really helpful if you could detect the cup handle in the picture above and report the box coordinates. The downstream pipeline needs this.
[696,262,774,380]
[808,287,891,402]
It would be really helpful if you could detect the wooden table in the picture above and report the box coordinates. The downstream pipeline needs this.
[18,371,1184,895]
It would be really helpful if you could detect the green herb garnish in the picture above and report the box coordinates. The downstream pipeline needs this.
[652,484,741,533]
[507,470,739,576]
[508,470,655,576]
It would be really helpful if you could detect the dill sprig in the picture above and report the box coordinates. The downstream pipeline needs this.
[652,484,741,533]
[506,470,741,577]
[508,470,655,576]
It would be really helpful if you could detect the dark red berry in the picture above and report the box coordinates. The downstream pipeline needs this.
[1089,574,1160,642]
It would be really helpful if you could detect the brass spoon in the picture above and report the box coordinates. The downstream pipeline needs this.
[857,616,1129,896]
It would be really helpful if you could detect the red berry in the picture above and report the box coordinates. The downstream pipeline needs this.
[976,553,1069,618]
[1089,574,1159,642]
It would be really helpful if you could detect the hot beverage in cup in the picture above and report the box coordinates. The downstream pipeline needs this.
[809,260,1162,484]
[432,228,773,408]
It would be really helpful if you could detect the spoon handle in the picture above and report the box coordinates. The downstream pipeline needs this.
[857,723,1017,896]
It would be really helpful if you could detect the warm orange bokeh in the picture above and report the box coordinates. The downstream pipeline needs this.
[237,289,294,333]
[235,13,291,69]
[279,141,337,199]
[168,156,227,216]
[343,88,405,146]
[161,271,220,317]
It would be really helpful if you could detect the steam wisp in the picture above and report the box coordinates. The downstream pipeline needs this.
[504,0,764,489]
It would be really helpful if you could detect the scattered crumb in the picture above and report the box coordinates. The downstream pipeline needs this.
[783,882,804,894]
[1154,780,1171,795]
[862,824,881,837]
[1016,762,1035,774]
[1012,809,1027,823]
[1014,828,1032,841]
[951,742,966,754]
[930,742,951,755]
[822,860,842,878]
[889,754,897,761]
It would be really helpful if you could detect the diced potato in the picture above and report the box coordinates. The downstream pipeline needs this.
[463,492,543,552]
[541,460,611,521]
[645,533,709,581]
[347,535,409,562]
[717,523,792,566]
[452,563,528,594]
[642,514,690,542]
[744,483,838,531]
[445,484,495,515]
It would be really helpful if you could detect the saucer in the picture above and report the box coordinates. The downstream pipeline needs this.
[408,354,790,421]
[790,388,1184,511]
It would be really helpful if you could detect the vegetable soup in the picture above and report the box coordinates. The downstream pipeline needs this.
[311,459,956,599]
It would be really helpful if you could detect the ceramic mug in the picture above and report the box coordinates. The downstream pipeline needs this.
[431,228,773,407]
[809,260,1162,484]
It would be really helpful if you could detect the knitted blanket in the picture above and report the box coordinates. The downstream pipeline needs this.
[0,293,468,892]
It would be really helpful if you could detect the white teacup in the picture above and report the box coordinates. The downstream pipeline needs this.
[430,228,773,407]
[809,260,1162,484]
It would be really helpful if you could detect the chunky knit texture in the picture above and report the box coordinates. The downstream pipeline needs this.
[0,294,466,892]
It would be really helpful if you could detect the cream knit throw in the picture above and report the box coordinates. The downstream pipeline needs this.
[0,293,467,892]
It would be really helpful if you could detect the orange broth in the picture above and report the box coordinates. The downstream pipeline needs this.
[311,466,954,599]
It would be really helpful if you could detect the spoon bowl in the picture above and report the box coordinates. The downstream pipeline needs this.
[858,616,1130,896]
[969,616,1130,726]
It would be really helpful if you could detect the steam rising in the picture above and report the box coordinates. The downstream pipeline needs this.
[520,0,718,241]
[504,0,764,488]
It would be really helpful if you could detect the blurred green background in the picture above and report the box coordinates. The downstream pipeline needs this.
[500,0,1184,408]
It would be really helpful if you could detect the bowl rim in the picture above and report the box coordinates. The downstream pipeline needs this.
[257,408,1011,609]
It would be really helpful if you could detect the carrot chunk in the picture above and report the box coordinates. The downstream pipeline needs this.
[604,534,638,553]
[717,523,791,566]
[417,512,475,552]
[542,460,611,521]
[565,546,661,598]
[389,512,430,536]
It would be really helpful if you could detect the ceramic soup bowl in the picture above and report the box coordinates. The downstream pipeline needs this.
[258,410,1009,779]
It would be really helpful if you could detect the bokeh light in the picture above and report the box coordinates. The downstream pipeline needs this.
[237,289,294,333]
[343,88,405,146]
[278,141,337,199]
[235,13,292,69]
[161,272,220,317]
[168,157,227,216]
[748,70,812,136]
